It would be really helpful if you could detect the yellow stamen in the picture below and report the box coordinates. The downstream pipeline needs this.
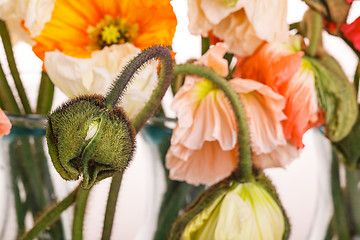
[87,15,139,50]
[102,25,121,45]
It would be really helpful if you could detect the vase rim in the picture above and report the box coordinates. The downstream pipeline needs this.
[5,112,47,131]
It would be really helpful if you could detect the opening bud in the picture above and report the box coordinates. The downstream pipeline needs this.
[169,174,289,240]
[46,95,136,189]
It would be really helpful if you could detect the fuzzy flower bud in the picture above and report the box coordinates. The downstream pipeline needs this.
[46,95,136,189]
[169,174,289,240]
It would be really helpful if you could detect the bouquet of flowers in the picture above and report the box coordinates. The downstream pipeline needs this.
[0,0,360,239]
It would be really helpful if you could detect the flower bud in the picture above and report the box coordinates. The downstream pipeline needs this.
[46,95,136,189]
[306,55,358,142]
[169,174,289,240]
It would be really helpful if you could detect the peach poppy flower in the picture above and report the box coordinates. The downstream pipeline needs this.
[187,0,288,56]
[234,42,324,148]
[166,43,297,185]
[0,109,11,138]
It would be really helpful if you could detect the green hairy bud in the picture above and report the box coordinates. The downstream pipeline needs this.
[306,55,358,142]
[46,95,136,189]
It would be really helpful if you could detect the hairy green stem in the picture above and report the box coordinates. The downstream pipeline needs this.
[173,64,253,181]
[331,151,350,240]
[101,173,123,240]
[102,46,173,239]
[0,61,21,114]
[18,187,78,240]
[345,168,360,235]
[306,9,322,57]
[36,71,54,114]
[72,188,90,240]
[0,20,32,114]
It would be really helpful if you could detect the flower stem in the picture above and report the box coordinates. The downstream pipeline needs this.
[72,188,90,240]
[101,46,173,239]
[0,20,32,114]
[18,187,78,240]
[36,71,54,114]
[306,9,322,57]
[345,168,360,235]
[0,61,21,114]
[201,37,210,55]
[173,64,254,182]
[331,150,350,240]
[354,61,360,95]
[101,173,123,240]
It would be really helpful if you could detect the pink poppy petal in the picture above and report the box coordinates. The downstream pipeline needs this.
[166,141,238,185]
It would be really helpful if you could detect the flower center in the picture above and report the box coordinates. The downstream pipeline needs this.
[87,15,139,50]
[194,78,218,102]
[221,0,238,7]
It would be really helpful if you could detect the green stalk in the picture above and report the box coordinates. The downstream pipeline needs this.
[0,61,21,114]
[8,140,26,236]
[331,150,350,240]
[173,64,253,182]
[101,46,173,239]
[306,9,322,57]
[345,168,360,235]
[201,37,210,55]
[354,61,360,95]
[36,71,54,114]
[18,187,78,240]
[18,137,47,211]
[0,20,32,114]
[101,173,123,240]
[72,188,90,240]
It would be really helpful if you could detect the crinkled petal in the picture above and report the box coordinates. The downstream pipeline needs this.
[197,42,229,77]
[282,62,320,148]
[213,11,264,56]
[45,43,158,119]
[187,0,213,36]
[171,78,237,150]
[214,191,251,240]
[253,142,300,169]
[244,0,288,42]
[234,42,322,148]
[166,141,238,186]
[236,183,285,239]
[230,79,287,155]
[200,0,246,25]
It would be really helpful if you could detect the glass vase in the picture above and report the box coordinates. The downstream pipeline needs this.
[0,114,75,240]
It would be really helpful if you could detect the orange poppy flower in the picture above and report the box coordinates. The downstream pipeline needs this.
[32,0,177,60]
[234,42,324,148]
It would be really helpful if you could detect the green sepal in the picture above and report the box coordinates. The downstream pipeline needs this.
[46,94,136,189]
[306,56,358,142]
[168,178,232,240]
